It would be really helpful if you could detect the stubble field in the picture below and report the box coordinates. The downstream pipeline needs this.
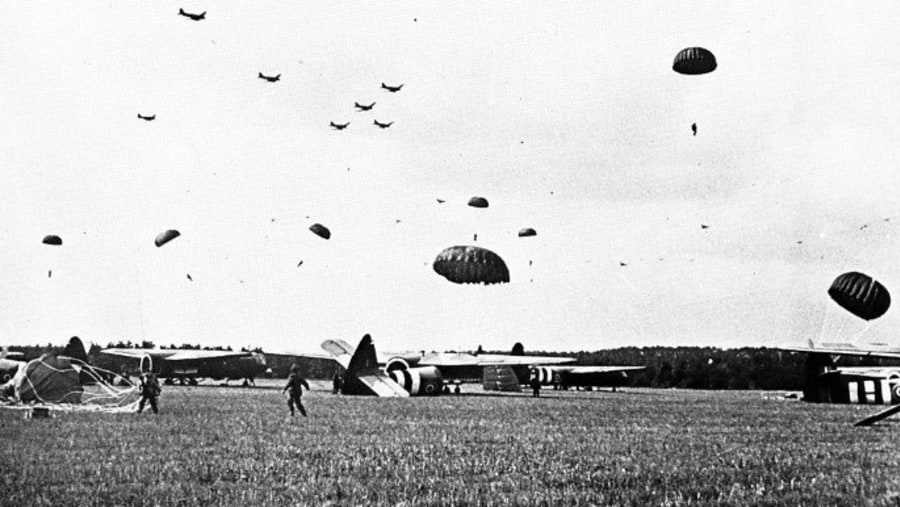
[1,382,899,506]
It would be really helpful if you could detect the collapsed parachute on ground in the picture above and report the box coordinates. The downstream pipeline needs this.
[518,228,537,237]
[468,197,489,209]
[42,235,62,246]
[13,355,83,403]
[673,47,717,75]
[433,245,509,285]
[828,271,890,321]
[309,223,331,240]
[154,229,181,247]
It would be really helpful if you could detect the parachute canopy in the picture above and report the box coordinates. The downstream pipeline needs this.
[155,229,180,247]
[42,235,62,246]
[518,228,537,238]
[309,223,331,240]
[468,197,489,209]
[673,47,717,75]
[15,355,83,404]
[433,245,509,285]
[828,272,891,321]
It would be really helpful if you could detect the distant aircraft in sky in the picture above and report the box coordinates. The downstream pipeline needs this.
[258,72,281,82]
[311,335,576,396]
[186,274,193,281]
[700,224,709,229]
[330,122,350,130]
[137,114,156,121]
[96,347,268,386]
[355,102,375,111]
[178,8,206,21]
[691,123,697,136]
[373,120,393,129]
[381,83,403,93]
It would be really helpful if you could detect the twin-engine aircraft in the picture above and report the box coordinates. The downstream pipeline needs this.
[318,334,640,396]
[97,347,268,386]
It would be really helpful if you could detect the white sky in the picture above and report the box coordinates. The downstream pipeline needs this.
[3,1,900,353]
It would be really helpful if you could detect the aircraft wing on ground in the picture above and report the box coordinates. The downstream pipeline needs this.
[782,345,900,359]
[97,348,266,383]
[449,353,576,367]
[101,349,253,361]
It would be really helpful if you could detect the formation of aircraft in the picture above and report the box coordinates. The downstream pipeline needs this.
[95,347,268,386]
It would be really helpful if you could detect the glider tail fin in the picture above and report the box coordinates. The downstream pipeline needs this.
[62,336,88,363]
[343,334,407,396]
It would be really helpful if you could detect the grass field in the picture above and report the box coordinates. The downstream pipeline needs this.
[2,382,899,506]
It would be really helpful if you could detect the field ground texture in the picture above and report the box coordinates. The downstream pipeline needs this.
[1,381,899,506]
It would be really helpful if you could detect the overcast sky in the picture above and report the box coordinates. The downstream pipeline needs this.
[3,2,900,354]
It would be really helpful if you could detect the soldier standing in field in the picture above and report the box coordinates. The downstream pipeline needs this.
[530,371,542,398]
[137,372,161,414]
[283,365,310,417]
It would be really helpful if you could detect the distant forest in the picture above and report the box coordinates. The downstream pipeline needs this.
[9,341,900,390]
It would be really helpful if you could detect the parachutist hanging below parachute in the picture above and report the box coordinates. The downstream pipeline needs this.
[692,123,697,136]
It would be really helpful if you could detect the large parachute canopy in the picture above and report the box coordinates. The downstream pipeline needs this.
[42,235,62,246]
[828,271,891,321]
[468,196,489,209]
[518,228,537,238]
[154,229,181,247]
[15,355,83,403]
[309,223,331,240]
[433,245,510,285]
[673,47,717,75]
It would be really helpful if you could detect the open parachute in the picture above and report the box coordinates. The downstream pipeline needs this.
[673,47,717,75]
[155,229,181,247]
[433,245,510,285]
[828,272,891,321]
[309,223,331,240]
